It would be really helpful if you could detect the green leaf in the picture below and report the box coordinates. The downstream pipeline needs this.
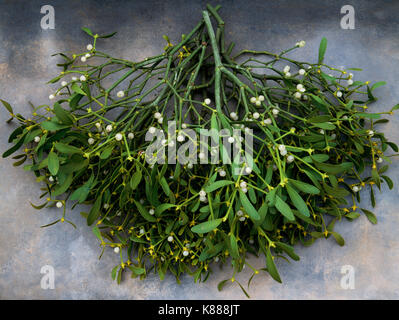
[318,37,327,64]
[313,122,336,130]
[8,126,23,143]
[130,266,146,276]
[87,196,102,226]
[159,177,171,197]
[275,242,300,261]
[98,31,117,38]
[71,83,87,96]
[40,121,69,131]
[70,178,92,203]
[40,219,60,228]
[371,81,386,91]
[309,94,328,112]
[92,226,103,241]
[236,280,251,298]
[81,81,91,99]
[302,154,329,163]
[266,247,282,283]
[381,175,393,189]
[52,173,73,196]
[47,74,63,84]
[390,104,399,113]
[47,151,59,175]
[100,145,113,159]
[330,231,345,246]
[191,218,223,234]
[355,112,381,119]
[308,115,332,123]
[345,211,361,219]
[133,200,156,222]
[30,201,48,210]
[229,234,239,259]
[2,132,27,158]
[111,266,119,280]
[286,184,310,217]
[117,267,123,284]
[314,161,353,174]
[69,93,83,110]
[1,99,13,114]
[361,208,377,224]
[322,181,350,198]
[239,190,260,221]
[82,27,93,36]
[275,195,295,221]
[155,203,176,215]
[204,180,234,193]
[54,102,74,125]
[54,142,82,154]
[130,169,142,190]
[217,279,229,291]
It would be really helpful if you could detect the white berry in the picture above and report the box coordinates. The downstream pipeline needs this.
[148,127,156,134]
[294,92,302,99]
[264,118,272,125]
[154,112,161,119]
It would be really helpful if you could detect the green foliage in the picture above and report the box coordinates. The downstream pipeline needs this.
[1,4,396,298]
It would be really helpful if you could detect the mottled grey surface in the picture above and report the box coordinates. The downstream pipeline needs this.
[0,0,398,299]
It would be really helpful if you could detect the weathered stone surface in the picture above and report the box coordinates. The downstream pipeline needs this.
[1,0,398,299]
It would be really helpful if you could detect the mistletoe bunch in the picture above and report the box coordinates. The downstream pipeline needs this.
[2,4,397,297]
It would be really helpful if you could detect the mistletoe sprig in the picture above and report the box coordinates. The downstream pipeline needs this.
[2,4,398,297]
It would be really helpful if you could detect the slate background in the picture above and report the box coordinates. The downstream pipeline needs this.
[0,0,398,299]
